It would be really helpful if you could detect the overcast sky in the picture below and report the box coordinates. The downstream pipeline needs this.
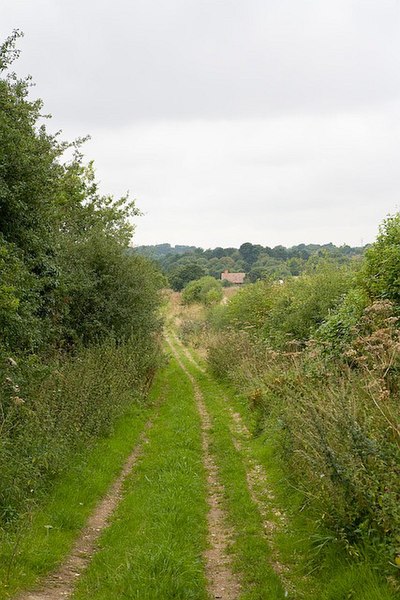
[2,1,400,248]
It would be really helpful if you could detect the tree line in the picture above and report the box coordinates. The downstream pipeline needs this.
[135,241,365,290]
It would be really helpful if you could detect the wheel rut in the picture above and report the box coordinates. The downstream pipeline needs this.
[166,337,241,600]
[16,419,154,600]
[170,334,297,598]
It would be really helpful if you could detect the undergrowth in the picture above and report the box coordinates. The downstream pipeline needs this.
[0,334,161,527]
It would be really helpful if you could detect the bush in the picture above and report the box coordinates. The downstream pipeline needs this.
[362,213,400,303]
[181,276,223,306]
[207,324,400,568]
[315,287,369,358]
[223,280,274,332]
[219,263,354,348]
[206,247,400,571]
[265,263,355,346]
[0,32,164,525]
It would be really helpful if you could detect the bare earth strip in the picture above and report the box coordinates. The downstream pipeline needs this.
[166,337,241,600]
[16,419,154,600]
[227,407,295,595]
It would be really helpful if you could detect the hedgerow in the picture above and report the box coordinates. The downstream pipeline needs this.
[0,32,163,525]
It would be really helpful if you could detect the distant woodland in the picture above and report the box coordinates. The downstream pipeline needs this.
[134,241,366,289]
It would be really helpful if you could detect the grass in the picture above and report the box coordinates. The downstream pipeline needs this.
[0,396,155,599]
[72,356,209,600]
[3,318,397,599]
[169,333,400,600]
[168,334,287,600]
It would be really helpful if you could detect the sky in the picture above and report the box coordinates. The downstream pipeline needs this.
[2,0,400,248]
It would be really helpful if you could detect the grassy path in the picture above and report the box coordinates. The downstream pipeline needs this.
[71,355,210,600]
[0,402,156,600]
[166,337,241,599]
[69,335,293,599]
[168,333,291,600]
[4,292,398,600]
[17,322,392,600]
[166,330,400,600]
[8,334,300,599]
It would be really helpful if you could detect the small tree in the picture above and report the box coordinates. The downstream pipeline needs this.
[182,276,223,305]
[362,213,400,303]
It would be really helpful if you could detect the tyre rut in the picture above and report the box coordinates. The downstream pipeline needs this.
[16,419,155,600]
[166,337,241,600]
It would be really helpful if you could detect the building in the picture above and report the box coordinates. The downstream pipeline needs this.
[221,269,246,285]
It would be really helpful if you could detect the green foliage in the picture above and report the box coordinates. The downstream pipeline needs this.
[207,323,400,573]
[316,288,369,357]
[0,334,161,525]
[55,234,163,346]
[0,384,154,598]
[203,221,400,575]
[362,213,400,303]
[223,280,274,331]
[181,276,223,306]
[139,240,366,284]
[0,32,163,526]
[265,263,355,346]
[169,262,206,291]
[0,31,160,354]
[220,263,354,348]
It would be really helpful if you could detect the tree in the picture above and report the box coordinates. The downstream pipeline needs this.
[239,242,261,269]
[169,263,206,291]
[362,213,400,303]
[0,31,162,351]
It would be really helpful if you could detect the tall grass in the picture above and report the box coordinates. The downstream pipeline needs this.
[0,334,161,527]
[207,318,400,576]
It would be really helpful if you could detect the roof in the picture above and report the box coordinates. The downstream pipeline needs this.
[221,270,246,284]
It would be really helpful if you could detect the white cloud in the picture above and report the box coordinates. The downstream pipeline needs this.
[75,110,400,247]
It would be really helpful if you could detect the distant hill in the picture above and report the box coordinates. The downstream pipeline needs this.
[132,244,200,258]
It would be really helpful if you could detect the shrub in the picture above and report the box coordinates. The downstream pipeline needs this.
[206,254,400,571]
[362,213,400,303]
[181,276,223,306]
[0,32,164,526]
[222,280,274,333]
[207,326,400,568]
[264,263,355,346]
[219,263,355,348]
[316,287,369,358]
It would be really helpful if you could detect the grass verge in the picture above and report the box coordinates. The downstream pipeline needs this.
[0,395,156,599]
[72,356,209,600]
